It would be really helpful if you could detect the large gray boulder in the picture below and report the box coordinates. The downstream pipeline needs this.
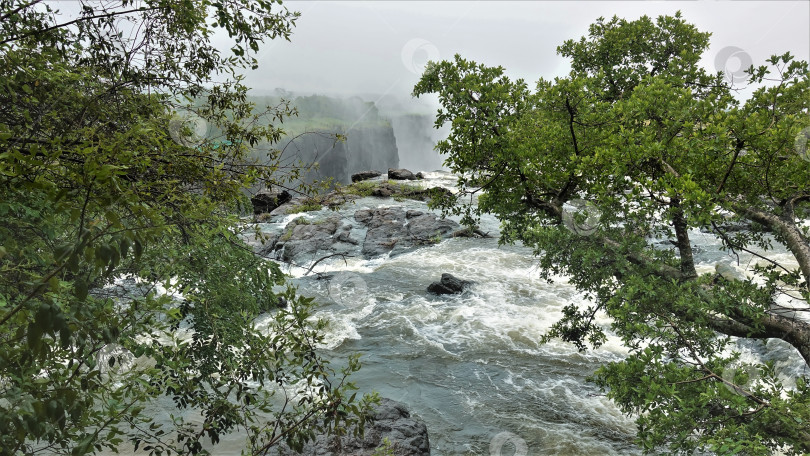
[272,398,429,455]
[388,168,418,180]
[407,213,458,242]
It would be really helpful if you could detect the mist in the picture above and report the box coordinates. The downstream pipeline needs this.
[231,1,808,179]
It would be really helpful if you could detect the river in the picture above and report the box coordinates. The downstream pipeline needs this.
[109,170,807,456]
[253,171,640,455]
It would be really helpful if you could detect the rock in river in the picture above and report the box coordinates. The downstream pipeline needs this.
[388,168,418,180]
[273,398,430,456]
[352,170,382,182]
[427,273,474,295]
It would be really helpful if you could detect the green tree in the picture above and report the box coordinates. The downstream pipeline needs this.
[415,12,810,455]
[0,1,373,454]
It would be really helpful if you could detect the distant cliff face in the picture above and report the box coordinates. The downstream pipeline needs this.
[283,125,399,185]
[390,113,444,172]
[345,125,399,178]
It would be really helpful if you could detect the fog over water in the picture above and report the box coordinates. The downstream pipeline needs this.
[232,1,809,172]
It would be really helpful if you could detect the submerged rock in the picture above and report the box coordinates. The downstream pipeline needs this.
[273,398,429,456]
[427,273,474,295]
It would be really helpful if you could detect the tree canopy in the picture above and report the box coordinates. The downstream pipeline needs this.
[0,1,372,454]
[415,12,810,455]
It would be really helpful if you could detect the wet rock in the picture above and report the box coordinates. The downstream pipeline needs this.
[451,227,492,238]
[352,170,382,182]
[251,189,291,214]
[267,195,308,217]
[334,230,360,245]
[323,192,360,209]
[415,172,425,179]
[407,213,458,242]
[273,398,429,456]
[361,208,409,258]
[354,208,460,258]
[388,168,418,180]
[371,182,399,198]
[276,215,350,264]
[354,209,374,224]
[427,273,474,295]
[266,207,462,263]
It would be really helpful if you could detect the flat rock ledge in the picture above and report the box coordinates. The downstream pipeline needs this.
[272,398,430,456]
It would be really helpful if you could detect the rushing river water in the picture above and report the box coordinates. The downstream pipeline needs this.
[250,171,641,455]
[102,171,807,456]
[251,170,809,455]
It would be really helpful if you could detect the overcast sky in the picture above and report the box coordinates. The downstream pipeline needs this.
[239,1,809,109]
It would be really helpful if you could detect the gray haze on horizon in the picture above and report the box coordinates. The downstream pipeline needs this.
[236,1,808,171]
[241,1,809,103]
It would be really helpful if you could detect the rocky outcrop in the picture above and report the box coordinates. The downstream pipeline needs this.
[251,189,292,214]
[355,207,460,258]
[352,170,382,182]
[370,183,402,198]
[357,207,410,258]
[273,398,429,456]
[262,207,460,265]
[427,273,474,295]
[388,168,418,180]
[274,215,359,263]
[358,182,452,202]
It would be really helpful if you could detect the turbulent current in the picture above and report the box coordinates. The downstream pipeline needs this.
[104,171,807,455]
[250,171,642,455]
[252,170,808,455]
